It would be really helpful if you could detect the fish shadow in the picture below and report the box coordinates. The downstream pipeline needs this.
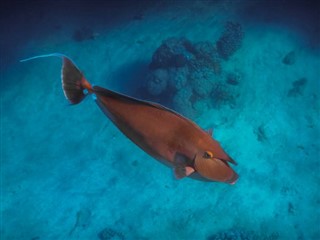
[105,59,148,95]
[105,59,174,107]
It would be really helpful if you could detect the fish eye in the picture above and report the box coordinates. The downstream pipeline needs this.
[203,151,213,159]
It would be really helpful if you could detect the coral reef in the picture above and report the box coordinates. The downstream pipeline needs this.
[167,67,189,90]
[216,21,244,60]
[98,227,125,240]
[282,51,296,65]
[287,78,307,97]
[146,69,169,96]
[211,82,237,109]
[149,37,194,69]
[146,22,245,117]
[188,41,222,74]
[190,67,216,97]
[191,41,218,61]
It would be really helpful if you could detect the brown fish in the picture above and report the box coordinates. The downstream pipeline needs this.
[21,53,238,184]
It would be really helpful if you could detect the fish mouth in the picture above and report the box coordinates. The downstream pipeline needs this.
[227,171,239,185]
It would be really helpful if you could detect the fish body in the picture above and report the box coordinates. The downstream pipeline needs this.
[22,54,238,184]
[93,86,237,183]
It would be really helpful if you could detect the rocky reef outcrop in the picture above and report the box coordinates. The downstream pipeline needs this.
[145,22,244,118]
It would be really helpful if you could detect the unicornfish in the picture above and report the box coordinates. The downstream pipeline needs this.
[21,53,238,184]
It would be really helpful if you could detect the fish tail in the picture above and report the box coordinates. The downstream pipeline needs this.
[61,57,92,104]
[20,53,93,104]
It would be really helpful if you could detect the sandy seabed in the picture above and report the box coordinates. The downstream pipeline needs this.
[1,1,319,239]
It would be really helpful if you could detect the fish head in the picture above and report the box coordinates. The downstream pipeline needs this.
[194,150,238,184]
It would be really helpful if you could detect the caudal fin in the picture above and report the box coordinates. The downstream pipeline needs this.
[20,53,92,104]
[61,57,92,104]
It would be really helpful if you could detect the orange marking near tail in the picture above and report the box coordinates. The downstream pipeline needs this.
[81,77,93,93]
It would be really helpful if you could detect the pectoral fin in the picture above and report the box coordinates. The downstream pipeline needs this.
[173,153,195,179]
[174,166,195,179]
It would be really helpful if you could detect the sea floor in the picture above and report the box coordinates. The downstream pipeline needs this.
[1,1,320,239]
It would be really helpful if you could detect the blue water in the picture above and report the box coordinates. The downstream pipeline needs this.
[1,0,320,239]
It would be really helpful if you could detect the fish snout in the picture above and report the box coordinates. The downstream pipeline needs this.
[194,154,238,184]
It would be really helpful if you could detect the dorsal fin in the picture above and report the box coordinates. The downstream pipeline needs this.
[206,128,213,136]
[93,86,202,130]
